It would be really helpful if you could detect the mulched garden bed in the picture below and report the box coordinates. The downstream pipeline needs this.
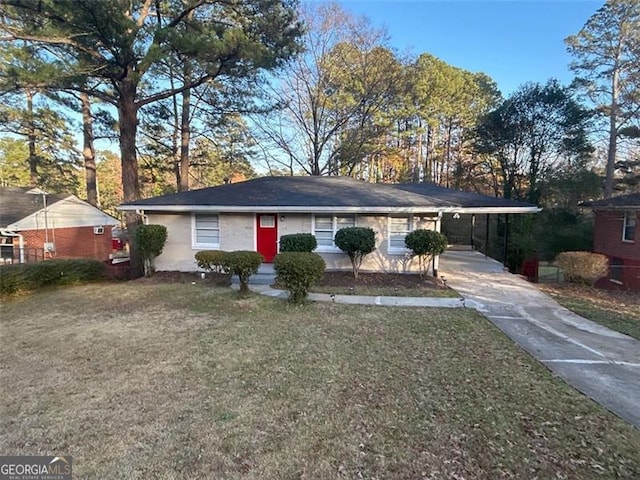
[315,271,444,289]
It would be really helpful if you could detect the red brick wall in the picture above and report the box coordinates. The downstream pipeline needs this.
[592,210,640,291]
[15,226,114,261]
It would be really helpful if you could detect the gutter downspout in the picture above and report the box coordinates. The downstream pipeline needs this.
[0,230,25,264]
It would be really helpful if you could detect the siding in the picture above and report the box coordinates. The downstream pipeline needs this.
[149,211,442,273]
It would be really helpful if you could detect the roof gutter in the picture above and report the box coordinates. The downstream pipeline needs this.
[118,205,541,214]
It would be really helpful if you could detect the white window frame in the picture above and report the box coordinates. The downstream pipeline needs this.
[192,213,220,249]
[312,214,356,252]
[388,215,413,254]
[622,212,636,243]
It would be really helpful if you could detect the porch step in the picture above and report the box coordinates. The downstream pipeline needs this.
[231,272,275,286]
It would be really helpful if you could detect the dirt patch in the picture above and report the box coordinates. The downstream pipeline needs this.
[135,271,231,286]
[317,271,443,289]
[539,283,640,314]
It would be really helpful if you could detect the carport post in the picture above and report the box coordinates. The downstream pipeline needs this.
[503,213,510,267]
[484,214,490,256]
[470,214,475,250]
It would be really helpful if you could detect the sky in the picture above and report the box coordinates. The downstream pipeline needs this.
[337,0,603,96]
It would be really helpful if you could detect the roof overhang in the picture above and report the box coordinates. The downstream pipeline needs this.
[119,205,541,214]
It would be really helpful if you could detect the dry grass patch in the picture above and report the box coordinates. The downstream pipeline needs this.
[539,283,640,340]
[1,283,639,479]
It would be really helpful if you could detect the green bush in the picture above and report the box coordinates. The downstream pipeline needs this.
[274,252,326,304]
[224,250,263,293]
[555,251,608,285]
[334,227,376,279]
[195,250,229,273]
[0,259,106,295]
[134,224,168,276]
[279,233,318,252]
[405,229,448,277]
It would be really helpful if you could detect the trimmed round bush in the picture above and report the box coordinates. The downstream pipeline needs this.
[279,233,318,252]
[555,251,608,285]
[274,252,326,304]
[224,250,263,293]
[195,250,229,273]
[334,227,376,279]
[405,229,448,277]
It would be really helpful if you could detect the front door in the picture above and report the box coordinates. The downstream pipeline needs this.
[256,214,278,262]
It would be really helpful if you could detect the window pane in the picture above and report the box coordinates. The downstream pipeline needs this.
[390,236,406,249]
[260,215,275,228]
[196,231,219,244]
[337,216,355,227]
[390,217,410,231]
[196,215,219,229]
[315,217,333,229]
[315,231,334,246]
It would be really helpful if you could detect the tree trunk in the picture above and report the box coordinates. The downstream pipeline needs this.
[81,92,98,206]
[604,67,620,198]
[118,78,143,278]
[179,86,191,192]
[26,90,38,186]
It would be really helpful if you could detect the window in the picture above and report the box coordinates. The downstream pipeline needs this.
[260,215,276,228]
[388,216,412,252]
[193,214,219,247]
[623,212,636,242]
[313,215,356,250]
[610,257,623,283]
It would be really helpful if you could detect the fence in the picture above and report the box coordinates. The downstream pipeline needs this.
[0,246,46,265]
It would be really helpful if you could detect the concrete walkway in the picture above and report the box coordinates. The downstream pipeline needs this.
[439,250,640,428]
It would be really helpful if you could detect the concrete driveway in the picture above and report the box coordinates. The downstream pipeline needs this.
[440,250,640,428]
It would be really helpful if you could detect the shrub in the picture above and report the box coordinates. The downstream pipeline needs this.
[279,233,318,252]
[0,259,106,295]
[224,251,263,293]
[134,224,168,276]
[555,251,608,285]
[274,252,325,304]
[334,227,376,279]
[195,250,229,273]
[404,229,448,277]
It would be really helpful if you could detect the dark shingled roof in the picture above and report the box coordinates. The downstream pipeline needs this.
[580,192,640,209]
[393,182,536,209]
[0,187,68,227]
[120,176,539,212]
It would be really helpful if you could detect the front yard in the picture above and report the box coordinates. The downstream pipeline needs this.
[1,283,639,478]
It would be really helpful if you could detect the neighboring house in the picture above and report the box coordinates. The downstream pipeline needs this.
[0,187,120,263]
[119,176,539,274]
[581,193,640,291]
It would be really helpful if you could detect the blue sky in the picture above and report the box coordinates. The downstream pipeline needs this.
[338,0,603,96]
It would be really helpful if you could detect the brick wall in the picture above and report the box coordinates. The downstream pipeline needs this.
[592,210,640,291]
[16,226,114,261]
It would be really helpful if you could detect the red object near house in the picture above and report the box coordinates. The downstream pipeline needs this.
[520,257,539,282]
[112,238,123,251]
[256,213,278,262]
[582,193,640,292]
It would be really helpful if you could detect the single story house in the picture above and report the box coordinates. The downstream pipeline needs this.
[119,176,539,274]
[0,186,120,263]
[581,192,639,291]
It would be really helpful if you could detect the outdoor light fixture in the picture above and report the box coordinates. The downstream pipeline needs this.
[280,215,285,221]
[453,213,461,219]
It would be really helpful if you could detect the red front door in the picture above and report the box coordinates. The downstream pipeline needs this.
[256,214,278,262]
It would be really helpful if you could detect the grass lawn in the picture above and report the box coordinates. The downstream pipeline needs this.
[1,283,640,479]
[539,284,640,340]
[307,284,458,297]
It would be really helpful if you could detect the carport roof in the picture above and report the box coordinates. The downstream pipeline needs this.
[119,176,540,214]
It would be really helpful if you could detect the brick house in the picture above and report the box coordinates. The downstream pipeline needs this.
[0,187,120,264]
[581,193,640,291]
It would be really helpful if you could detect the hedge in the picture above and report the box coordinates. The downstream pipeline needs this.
[334,227,376,279]
[404,229,448,277]
[274,252,326,304]
[225,251,263,293]
[279,233,318,252]
[195,250,229,273]
[0,259,107,295]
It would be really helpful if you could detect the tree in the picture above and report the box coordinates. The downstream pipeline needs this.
[404,229,448,277]
[334,227,376,279]
[133,224,168,277]
[254,2,395,176]
[473,80,593,203]
[566,0,640,198]
[1,0,302,275]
